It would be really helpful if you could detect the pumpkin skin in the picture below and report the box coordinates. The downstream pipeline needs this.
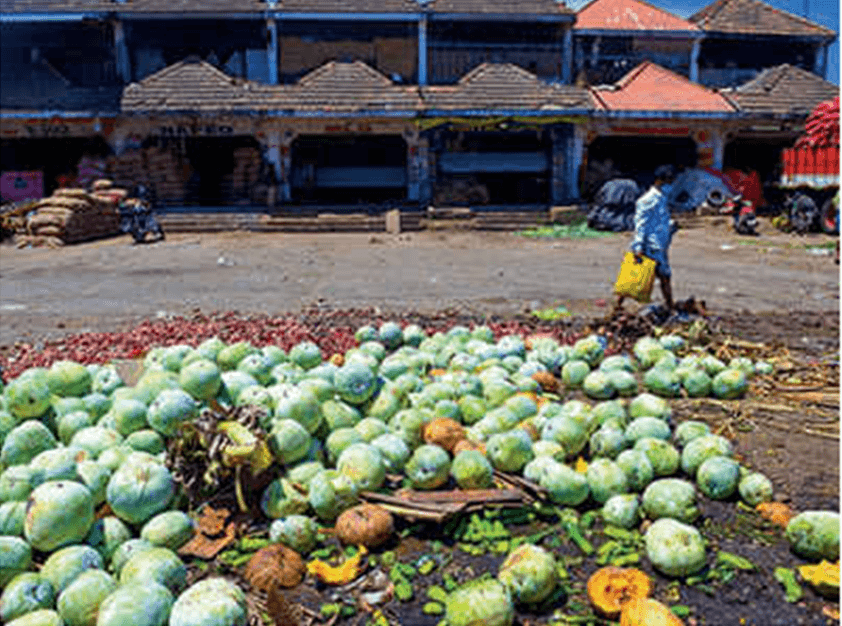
[620,597,684,626]
[587,566,652,619]
[334,504,394,548]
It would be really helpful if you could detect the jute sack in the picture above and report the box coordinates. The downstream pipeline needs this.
[45,197,92,211]
[37,207,74,218]
[36,225,64,238]
[29,213,67,229]
[53,188,91,200]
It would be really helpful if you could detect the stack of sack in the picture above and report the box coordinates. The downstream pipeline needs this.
[106,146,189,204]
[144,146,187,203]
[20,183,122,246]
[229,146,262,201]
[106,149,149,190]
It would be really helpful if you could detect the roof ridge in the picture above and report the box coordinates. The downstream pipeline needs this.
[136,57,236,87]
[614,60,652,87]
[689,0,729,26]
[742,0,837,35]
[297,60,393,87]
[689,0,835,35]
[577,0,699,31]
[457,62,542,86]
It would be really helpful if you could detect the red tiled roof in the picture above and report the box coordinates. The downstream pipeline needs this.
[689,0,836,37]
[591,61,736,112]
[576,0,700,31]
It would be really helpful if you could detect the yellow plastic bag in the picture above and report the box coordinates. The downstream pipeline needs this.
[614,252,657,303]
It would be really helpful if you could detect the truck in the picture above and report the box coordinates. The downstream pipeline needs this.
[778,97,839,235]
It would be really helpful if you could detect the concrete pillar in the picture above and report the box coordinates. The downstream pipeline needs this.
[590,36,601,70]
[418,16,428,86]
[711,129,724,171]
[561,28,573,84]
[417,138,432,206]
[113,20,131,83]
[263,129,283,206]
[570,125,586,201]
[407,138,420,201]
[280,131,295,202]
[267,18,279,85]
[690,38,701,83]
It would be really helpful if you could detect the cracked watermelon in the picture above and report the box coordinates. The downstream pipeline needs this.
[106,455,175,524]
[25,480,95,552]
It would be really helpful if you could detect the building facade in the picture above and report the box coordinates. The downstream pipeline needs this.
[0,0,837,208]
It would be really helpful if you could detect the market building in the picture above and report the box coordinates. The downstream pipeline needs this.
[0,0,837,209]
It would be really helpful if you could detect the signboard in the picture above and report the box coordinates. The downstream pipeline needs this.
[0,118,114,139]
[608,126,691,136]
[1,171,44,203]
[155,124,236,137]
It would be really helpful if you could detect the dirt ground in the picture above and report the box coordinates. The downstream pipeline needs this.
[0,220,839,626]
[0,220,838,346]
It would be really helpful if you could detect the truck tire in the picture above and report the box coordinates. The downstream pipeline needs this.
[706,189,726,208]
[821,197,839,235]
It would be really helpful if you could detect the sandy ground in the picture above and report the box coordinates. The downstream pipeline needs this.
[0,220,838,346]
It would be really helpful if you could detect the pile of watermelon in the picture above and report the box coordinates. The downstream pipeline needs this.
[0,322,838,626]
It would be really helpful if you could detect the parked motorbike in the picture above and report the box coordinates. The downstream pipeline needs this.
[118,185,165,244]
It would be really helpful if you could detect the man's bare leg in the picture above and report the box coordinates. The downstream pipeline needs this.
[660,275,674,311]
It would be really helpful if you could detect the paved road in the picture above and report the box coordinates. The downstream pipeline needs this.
[0,225,838,345]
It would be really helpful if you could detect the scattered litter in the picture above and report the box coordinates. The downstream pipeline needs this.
[807,247,832,256]
[720,244,735,251]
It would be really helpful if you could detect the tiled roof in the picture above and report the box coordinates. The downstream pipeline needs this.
[0,0,115,12]
[689,0,836,37]
[591,61,736,112]
[285,60,422,111]
[0,0,419,12]
[122,59,594,114]
[575,0,699,31]
[427,0,573,15]
[724,64,840,116]
[422,62,593,110]
[121,58,421,113]
[121,57,273,112]
[0,0,573,13]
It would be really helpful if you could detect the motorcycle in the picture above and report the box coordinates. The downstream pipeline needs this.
[118,185,165,244]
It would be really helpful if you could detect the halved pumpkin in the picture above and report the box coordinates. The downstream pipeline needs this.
[620,598,684,626]
[423,418,465,453]
[756,501,795,528]
[587,566,653,619]
[452,439,486,456]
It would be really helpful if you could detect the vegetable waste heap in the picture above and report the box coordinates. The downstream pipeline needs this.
[0,317,837,626]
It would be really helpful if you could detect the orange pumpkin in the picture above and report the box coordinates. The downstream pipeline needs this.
[423,418,465,453]
[531,371,558,393]
[756,502,795,528]
[452,439,486,456]
[620,598,684,626]
[587,566,653,619]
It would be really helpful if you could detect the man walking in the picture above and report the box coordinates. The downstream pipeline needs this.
[616,165,678,312]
